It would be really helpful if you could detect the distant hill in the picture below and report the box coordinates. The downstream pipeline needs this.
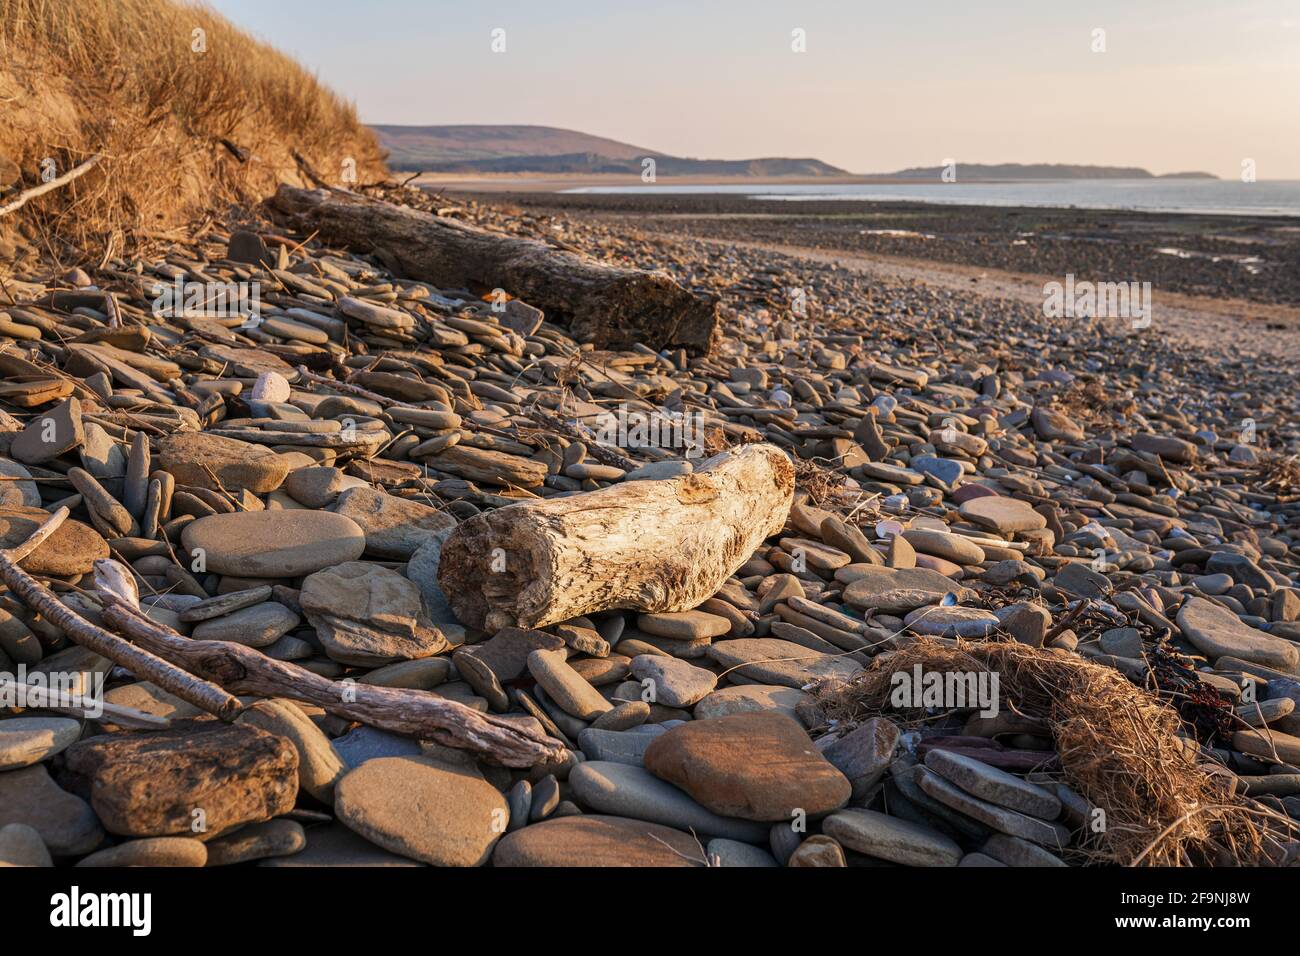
[881,163,1217,181]
[372,124,846,176]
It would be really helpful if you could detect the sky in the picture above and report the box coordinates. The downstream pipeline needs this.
[210,0,1300,179]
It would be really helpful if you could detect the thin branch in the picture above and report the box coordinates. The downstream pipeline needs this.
[0,154,103,218]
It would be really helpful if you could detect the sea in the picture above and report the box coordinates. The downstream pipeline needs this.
[562,179,1300,217]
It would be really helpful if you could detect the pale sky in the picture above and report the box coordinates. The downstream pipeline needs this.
[210,0,1300,179]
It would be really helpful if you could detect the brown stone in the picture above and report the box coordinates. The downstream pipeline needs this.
[58,719,298,840]
[644,712,851,821]
[492,814,705,867]
[0,508,109,575]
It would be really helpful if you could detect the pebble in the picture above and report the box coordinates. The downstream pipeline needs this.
[568,760,767,841]
[494,815,706,867]
[629,654,717,707]
[182,510,366,577]
[334,755,508,866]
[0,765,104,856]
[75,837,208,867]
[59,720,298,840]
[822,808,962,866]
[923,749,1062,819]
[643,712,851,821]
[527,649,613,720]
[0,717,81,771]
[0,822,53,867]
[205,819,307,865]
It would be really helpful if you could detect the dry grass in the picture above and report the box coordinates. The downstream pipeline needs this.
[816,638,1300,866]
[0,0,386,264]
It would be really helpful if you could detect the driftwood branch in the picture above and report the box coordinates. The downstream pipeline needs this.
[439,442,795,629]
[97,591,565,767]
[270,185,720,353]
[0,154,103,218]
[0,508,243,720]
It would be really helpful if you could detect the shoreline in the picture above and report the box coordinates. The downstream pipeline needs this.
[449,190,1300,309]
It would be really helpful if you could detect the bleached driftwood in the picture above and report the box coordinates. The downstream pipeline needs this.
[438,442,795,629]
[97,590,565,768]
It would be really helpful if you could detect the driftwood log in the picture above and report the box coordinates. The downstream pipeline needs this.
[269,185,720,354]
[438,442,795,630]
[97,590,565,768]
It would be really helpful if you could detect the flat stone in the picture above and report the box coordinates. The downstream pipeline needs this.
[334,755,507,866]
[821,808,962,866]
[356,656,446,692]
[76,836,207,867]
[331,486,456,559]
[0,822,52,867]
[789,834,847,866]
[0,459,40,508]
[0,717,82,771]
[191,601,299,648]
[181,510,365,578]
[916,766,1070,848]
[909,455,963,486]
[10,397,83,465]
[260,822,424,867]
[155,432,289,493]
[101,682,203,723]
[179,586,273,622]
[569,760,767,841]
[637,610,732,640]
[902,528,985,565]
[694,684,811,722]
[58,719,298,840]
[924,749,1061,818]
[1054,561,1113,599]
[1100,627,1144,658]
[982,833,1068,867]
[590,699,649,730]
[577,726,665,766]
[904,605,1000,638]
[458,627,565,682]
[707,638,861,689]
[644,712,851,821]
[493,815,706,867]
[629,654,717,707]
[527,649,613,720]
[820,717,899,798]
[841,566,969,610]
[706,837,779,867]
[1031,407,1085,442]
[0,766,103,856]
[283,466,367,507]
[332,726,422,769]
[0,508,109,575]
[205,819,307,866]
[404,533,459,633]
[1206,552,1274,592]
[1177,596,1299,672]
[301,561,445,666]
[959,496,1046,534]
[236,699,346,804]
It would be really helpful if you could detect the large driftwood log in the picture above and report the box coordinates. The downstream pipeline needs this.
[438,443,795,630]
[269,185,719,354]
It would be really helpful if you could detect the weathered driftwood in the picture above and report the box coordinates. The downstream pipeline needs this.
[97,589,566,768]
[438,442,795,630]
[0,508,244,721]
[269,185,720,354]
